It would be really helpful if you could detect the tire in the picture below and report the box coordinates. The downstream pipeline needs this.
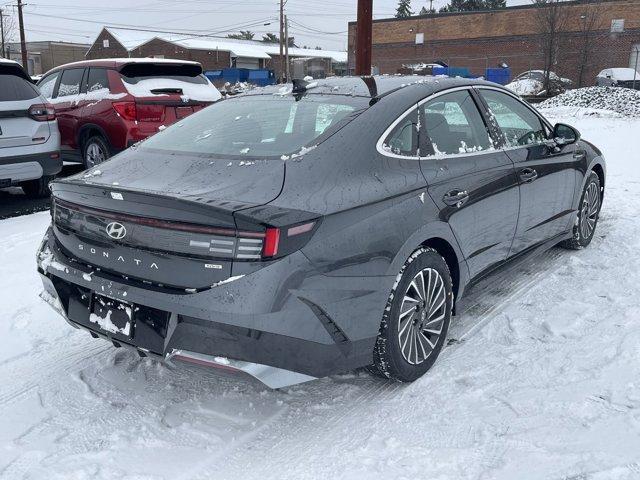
[560,171,602,250]
[370,247,454,382]
[83,135,111,169]
[21,175,54,198]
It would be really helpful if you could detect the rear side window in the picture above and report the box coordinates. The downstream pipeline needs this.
[86,68,110,93]
[479,89,547,148]
[37,72,59,99]
[0,74,39,101]
[57,68,84,97]
[382,110,418,157]
[420,90,492,155]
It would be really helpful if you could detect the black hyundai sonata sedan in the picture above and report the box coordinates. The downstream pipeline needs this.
[37,76,605,388]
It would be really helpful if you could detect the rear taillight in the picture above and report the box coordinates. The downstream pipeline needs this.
[262,228,280,258]
[136,104,166,122]
[259,221,318,260]
[112,101,137,121]
[28,103,55,121]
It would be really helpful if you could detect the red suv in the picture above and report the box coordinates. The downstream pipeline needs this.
[37,59,221,168]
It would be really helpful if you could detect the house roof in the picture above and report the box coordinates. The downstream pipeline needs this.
[100,27,347,63]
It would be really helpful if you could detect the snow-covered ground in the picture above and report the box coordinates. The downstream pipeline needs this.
[1,112,640,480]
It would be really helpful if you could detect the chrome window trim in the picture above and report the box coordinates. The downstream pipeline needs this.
[376,85,501,161]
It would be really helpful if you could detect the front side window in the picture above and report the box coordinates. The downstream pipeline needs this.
[382,110,418,157]
[141,94,366,158]
[420,90,492,156]
[57,68,84,97]
[479,89,547,148]
[37,72,59,99]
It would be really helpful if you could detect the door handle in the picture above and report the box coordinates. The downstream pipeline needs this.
[519,168,538,183]
[443,189,469,207]
[573,150,587,159]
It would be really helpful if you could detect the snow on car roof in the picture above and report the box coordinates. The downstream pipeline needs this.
[597,68,640,80]
[102,27,347,63]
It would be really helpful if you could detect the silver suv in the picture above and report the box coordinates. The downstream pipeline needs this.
[1,59,61,197]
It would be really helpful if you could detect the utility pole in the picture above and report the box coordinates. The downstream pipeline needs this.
[284,15,290,82]
[17,0,28,71]
[355,0,373,75]
[0,9,5,59]
[279,0,285,83]
[633,46,639,90]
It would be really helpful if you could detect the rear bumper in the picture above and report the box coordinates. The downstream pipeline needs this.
[37,227,391,385]
[0,150,62,184]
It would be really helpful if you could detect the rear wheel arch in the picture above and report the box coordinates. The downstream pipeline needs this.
[591,163,605,201]
[78,124,111,152]
[421,237,460,304]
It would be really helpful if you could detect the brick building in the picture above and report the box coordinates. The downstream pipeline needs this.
[347,0,640,86]
[86,27,347,80]
[7,41,89,76]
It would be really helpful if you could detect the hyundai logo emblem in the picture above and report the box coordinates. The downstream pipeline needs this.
[106,222,127,240]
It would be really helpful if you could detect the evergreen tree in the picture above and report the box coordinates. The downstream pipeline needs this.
[261,33,278,43]
[419,6,436,14]
[227,30,255,40]
[396,0,413,18]
[439,0,505,12]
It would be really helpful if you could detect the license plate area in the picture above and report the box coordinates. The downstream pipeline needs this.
[90,294,134,339]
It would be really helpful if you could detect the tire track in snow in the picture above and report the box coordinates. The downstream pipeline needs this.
[0,336,111,407]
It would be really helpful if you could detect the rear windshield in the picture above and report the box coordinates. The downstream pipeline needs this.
[0,72,39,101]
[141,95,367,158]
[120,63,206,85]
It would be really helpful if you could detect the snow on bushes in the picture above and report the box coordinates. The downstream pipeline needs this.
[539,86,640,117]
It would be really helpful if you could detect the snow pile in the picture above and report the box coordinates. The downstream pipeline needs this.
[539,86,640,117]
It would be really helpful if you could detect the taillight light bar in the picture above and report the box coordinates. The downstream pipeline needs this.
[29,103,56,121]
[53,199,319,261]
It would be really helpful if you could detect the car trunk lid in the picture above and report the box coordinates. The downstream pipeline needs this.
[49,149,284,290]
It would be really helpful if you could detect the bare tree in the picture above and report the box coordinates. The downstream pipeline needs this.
[576,0,604,87]
[532,0,569,94]
[1,10,17,58]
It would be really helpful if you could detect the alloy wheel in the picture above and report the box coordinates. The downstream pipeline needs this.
[86,142,106,168]
[580,182,600,240]
[397,267,447,365]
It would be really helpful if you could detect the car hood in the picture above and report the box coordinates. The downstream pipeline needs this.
[64,146,285,211]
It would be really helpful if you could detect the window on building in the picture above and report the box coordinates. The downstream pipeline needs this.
[57,68,84,97]
[420,90,492,155]
[103,39,110,48]
[479,89,547,148]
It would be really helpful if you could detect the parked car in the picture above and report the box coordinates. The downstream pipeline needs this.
[37,58,221,169]
[506,70,573,96]
[0,59,61,197]
[596,68,640,89]
[37,76,605,388]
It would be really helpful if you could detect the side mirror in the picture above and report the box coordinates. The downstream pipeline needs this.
[553,123,580,146]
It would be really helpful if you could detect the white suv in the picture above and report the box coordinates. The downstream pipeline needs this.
[1,59,61,197]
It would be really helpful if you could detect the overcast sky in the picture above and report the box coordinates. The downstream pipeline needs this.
[2,0,531,52]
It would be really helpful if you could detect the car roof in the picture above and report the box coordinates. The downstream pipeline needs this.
[43,57,202,76]
[0,58,31,81]
[243,75,501,100]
